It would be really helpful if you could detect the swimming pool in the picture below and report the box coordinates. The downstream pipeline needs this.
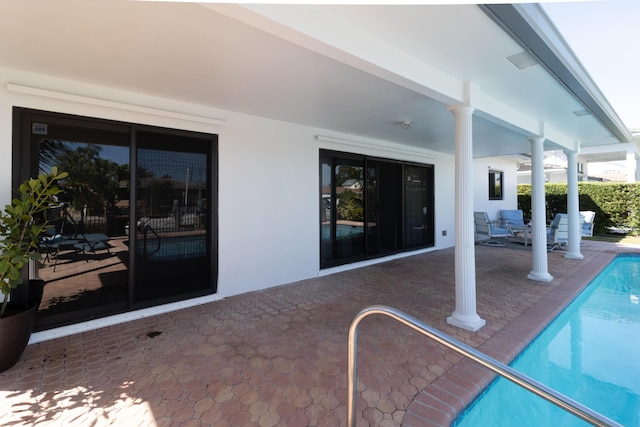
[137,235,207,261]
[321,223,365,239]
[454,254,640,426]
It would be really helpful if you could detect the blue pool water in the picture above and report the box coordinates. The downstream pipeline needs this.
[454,254,640,426]
[321,223,364,239]
[138,235,206,261]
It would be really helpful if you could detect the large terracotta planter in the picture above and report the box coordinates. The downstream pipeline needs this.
[0,301,38,373]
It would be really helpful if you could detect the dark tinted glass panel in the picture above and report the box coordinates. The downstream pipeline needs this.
[135,131,211,302]
[404,165,434,248]
[367,160,402,256]
[36,136,130,328]
[489,170,503,200]
[320,154,365,266]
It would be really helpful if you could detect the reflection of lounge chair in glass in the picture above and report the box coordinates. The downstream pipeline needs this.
[39,228,64,264]
[474,211,512,246]
[39,206,113,270]
[73,234,112,261]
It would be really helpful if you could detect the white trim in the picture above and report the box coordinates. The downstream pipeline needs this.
[29,294,223,344]
[316,134,436,160]
[7,83,227,127]
[318,247,435,277]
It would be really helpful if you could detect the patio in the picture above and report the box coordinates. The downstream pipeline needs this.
[0,240,635,426]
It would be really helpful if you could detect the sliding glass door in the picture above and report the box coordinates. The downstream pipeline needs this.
[14,108,217,330]
[320,150,434,268]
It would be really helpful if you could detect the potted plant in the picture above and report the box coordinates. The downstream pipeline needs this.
[0,167,67,372]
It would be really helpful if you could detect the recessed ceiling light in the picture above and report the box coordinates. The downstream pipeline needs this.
[506,51,539,70]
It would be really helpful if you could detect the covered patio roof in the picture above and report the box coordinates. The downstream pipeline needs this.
[0,2,631,157]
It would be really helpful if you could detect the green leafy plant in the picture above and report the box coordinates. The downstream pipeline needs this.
[0,167,67,318]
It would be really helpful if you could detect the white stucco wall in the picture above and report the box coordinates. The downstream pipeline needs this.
[0,68,456,301]
[473,156,519,219]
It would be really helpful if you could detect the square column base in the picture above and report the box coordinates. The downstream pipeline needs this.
[564,252,584,260]
[447,314,486,332]
[527,271,553,282]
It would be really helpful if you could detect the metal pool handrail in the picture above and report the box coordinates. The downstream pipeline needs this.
[347,305,622,427]
[142,223,161,258]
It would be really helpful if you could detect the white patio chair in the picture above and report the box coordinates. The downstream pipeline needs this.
[580,210,596,237]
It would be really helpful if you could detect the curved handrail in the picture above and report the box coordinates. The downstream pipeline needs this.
[347,305,622,427]
[142,223,161,258]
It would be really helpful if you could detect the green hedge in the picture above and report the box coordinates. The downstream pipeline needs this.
[517,182,640,235]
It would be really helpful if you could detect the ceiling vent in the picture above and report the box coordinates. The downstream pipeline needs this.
[506,51,539,70]
[573,109,591,117]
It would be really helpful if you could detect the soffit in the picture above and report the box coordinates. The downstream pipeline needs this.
[0,1,627,158]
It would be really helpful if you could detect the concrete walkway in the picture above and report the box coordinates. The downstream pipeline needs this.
[0,241,635,426]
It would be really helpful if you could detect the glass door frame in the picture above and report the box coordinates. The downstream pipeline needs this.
[12,107,218,330]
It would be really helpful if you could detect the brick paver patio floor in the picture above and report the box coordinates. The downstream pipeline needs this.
[0,240,636,426]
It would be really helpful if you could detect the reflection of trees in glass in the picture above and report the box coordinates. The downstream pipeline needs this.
[335,165,364,222]
[55,144,128,216]
[39,140,71,172]
[337,190,363,222]
[336,165,363,188]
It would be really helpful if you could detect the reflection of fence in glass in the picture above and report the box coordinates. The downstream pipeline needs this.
[137,149,207,223]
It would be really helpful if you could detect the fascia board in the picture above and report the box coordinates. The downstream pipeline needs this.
[579,142,634,155]
[480,3,632,145]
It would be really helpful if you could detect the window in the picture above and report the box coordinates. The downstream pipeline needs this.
[488,170,503,200]
[320,150,434,268]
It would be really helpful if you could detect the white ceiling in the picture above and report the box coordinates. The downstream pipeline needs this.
[0,1,629,158]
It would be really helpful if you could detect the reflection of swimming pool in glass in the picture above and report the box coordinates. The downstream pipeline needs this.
[454,254,640,427]
[138,235,206,261]
[321,223,364,239]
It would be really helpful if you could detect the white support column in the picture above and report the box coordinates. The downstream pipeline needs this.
[447,104,486,332]
[565,150,583,259]
[528,137,553,282]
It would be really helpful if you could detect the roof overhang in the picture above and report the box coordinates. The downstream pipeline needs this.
[0,2,630,159]
[481,3,632,147]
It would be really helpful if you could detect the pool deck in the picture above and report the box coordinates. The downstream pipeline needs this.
[1,240,638,426]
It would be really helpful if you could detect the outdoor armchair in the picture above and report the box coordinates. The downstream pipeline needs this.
[474,211,513,246]
[580,210,596,237]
